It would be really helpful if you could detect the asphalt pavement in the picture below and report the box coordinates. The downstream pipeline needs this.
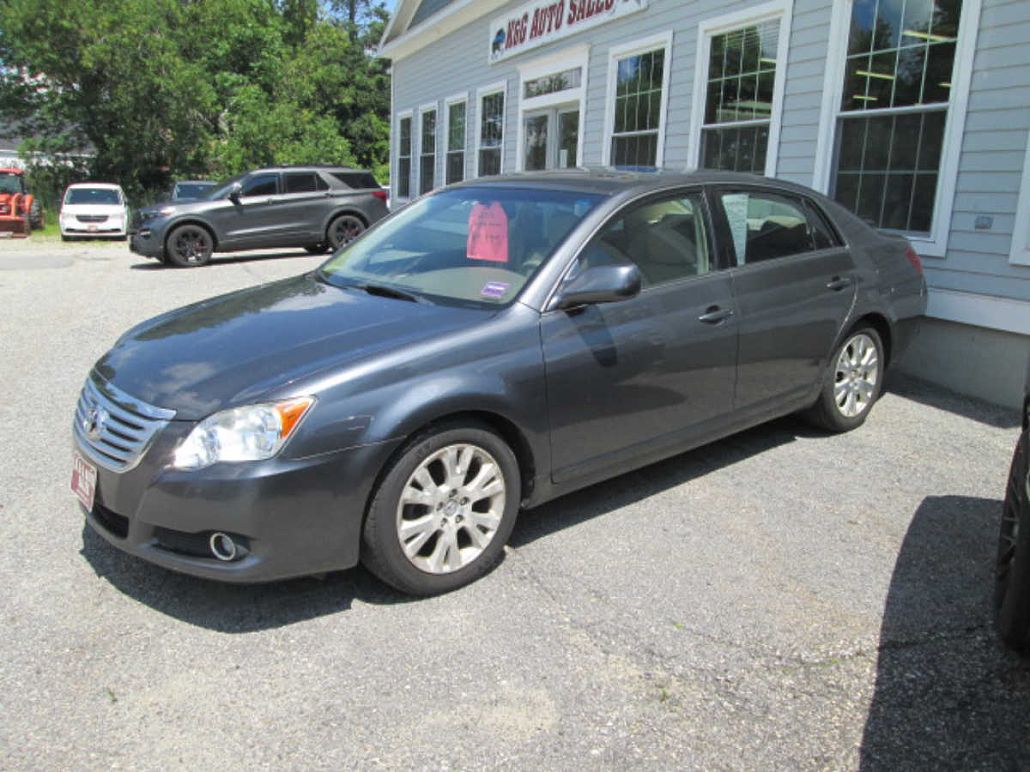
[1,236,1028,769]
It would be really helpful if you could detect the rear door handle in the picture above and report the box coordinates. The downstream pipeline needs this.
[698,306,734,324]
[826,276,853,291]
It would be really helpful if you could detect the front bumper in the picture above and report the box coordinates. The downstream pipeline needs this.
[62,222,127,237]
[77,422,399,582]
[129,226,165,258]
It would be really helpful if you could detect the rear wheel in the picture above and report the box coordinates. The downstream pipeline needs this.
[327,214,365,250]
[361,423,520,596]
[806,326,884,432]
[166,224,213,267]
[996,428,1030,654]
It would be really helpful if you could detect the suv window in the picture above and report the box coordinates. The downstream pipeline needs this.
[580,192,711,287]
[241,174,279,197]
[284,172,326,194]
[331,171,379,190]
[718,191,829,265]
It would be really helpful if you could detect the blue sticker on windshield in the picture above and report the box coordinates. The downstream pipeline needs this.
[481,281,510,299]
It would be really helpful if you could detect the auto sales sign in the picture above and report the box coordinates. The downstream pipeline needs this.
[489,0,649,63]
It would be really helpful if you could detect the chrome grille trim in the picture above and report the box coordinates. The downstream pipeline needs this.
[76,214,108,223]
[73,374,176,472]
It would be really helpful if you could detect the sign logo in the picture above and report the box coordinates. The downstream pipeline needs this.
[489,0,648,63]
[83,405,108,441]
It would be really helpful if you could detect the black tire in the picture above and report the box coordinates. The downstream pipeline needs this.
[304,243,330,255]
[60,234,70,242]
[806,325,885,432]
[996,428,1030,654]
[361,422,521,596]
[165,224,213,267]
[327,214,365,250]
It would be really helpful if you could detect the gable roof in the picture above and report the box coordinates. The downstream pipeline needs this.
[380,0,509,61]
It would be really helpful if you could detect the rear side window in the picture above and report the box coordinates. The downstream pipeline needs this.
[718,191,833,265]
[284,172,325,193]
[241,174,279,197]
[331,171,380,190]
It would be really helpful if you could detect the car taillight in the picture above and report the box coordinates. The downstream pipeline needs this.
[904,244,923,275]
[371,190,388,202]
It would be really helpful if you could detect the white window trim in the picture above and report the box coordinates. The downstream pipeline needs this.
[394,108,413,203]
[1010,131,1030,266]
[515,45,590,172]
[602,31,674,169]
[811,0,983,258]
[416,102,439,196]
[686,0,794,177]
[443,91,470,185]
[474,80,508,178]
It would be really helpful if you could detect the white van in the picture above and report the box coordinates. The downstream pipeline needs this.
[60,183,129,240]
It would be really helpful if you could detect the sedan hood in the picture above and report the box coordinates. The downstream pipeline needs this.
[94,274,488,419]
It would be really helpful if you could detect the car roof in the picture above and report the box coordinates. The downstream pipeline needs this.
[249,165,371,174]
[175,179,217,185]
[447,168,827,200]
[66,182,123,190]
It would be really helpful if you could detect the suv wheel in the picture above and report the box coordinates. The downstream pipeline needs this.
[166,224,213,267]
[328,214,365,250]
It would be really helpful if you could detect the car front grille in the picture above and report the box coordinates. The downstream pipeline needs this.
[74,375,176,472]
[76,214,108,223]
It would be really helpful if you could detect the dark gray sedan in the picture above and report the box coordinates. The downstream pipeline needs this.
[73,171,925,595]
[130,165,388,267]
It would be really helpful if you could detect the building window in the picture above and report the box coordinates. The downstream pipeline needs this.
[700,20,780,174]
[831,0,964,234]
[609,43,667,169]
[478,87,505,176]
[397,114,412,199]
[524,68,583,99]
[445,99,467,185]
[419,107,437,195]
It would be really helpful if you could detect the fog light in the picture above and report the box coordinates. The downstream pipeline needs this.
[209,532,239,562]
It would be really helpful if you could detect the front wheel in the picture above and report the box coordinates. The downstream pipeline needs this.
[166,224,213,267]
[361,423,521,596]
[996,428,1030,654]
[327,214,365,250]
[806,326,884,432]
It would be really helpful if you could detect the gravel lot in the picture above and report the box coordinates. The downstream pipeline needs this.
[1,236,1028,770]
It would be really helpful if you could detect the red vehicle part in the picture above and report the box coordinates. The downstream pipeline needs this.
[0,168,33,237]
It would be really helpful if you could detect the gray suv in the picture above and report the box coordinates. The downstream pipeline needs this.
[130,166,389,267]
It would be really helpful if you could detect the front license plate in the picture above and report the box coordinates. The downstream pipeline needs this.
[88,225,98,232]
[71,451,97,511]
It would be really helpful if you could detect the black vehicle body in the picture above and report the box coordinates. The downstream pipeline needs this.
[78,170,926,584]
[996,359,1030,653]
[129,165,388,262]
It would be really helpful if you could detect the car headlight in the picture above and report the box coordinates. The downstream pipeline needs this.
[172,397,314,470]
[157,206,176,216]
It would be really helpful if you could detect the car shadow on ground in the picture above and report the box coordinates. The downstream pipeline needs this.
[80,415,815,632]
[859,495,1030,769]
[886,372,1020,429]
[129,249,321,270]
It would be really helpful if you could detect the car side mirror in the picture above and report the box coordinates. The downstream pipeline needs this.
[555,264,642,310]
[228,182,243,203]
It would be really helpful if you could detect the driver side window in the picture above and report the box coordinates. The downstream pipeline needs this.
[579,192,711,287]
[241,174,279,197]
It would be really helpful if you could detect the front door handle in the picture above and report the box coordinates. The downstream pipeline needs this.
[826,276,853,291]
[698,306,734,324]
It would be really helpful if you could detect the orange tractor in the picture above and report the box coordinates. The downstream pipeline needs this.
[0,167,42,237]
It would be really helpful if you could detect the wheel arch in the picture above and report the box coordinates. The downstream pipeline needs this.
[325,208,369,236]
[847,312,893,368]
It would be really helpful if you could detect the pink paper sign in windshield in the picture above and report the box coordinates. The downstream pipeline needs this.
[467,202,509,263]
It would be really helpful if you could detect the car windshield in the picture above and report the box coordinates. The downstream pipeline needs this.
[65,187,121,206]
[0,172,23,195]
[205,174,248,201]
[318,186,603,308]
[175,182,215,199]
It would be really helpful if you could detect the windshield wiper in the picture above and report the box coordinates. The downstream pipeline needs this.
[351,282,424,303]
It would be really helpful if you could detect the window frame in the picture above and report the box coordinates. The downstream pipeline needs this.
[475,81,508,178]
[811,0,983,258]
[443,92,469,185]
[240,173,280,198]
[282,171,323,195]
[1011,130,1030,266]
[395,109,414,202]
[687,0,794,177]
[516,46,589,172]
[601,31,674,169]
[417,102,438,196]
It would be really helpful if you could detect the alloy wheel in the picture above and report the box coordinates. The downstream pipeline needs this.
[331,216,364,248]
[395,443,507,574]
[171,226,211,264]
[833,332,880,418]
